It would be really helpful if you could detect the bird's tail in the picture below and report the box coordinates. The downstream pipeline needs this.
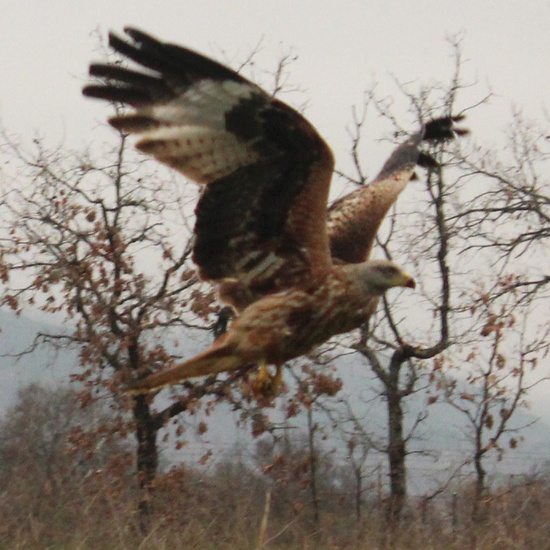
[126,343,243,395]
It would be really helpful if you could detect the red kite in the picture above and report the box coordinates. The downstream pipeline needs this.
[83,28,466,393]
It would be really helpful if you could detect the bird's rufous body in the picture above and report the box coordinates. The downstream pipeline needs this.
[82,28,465,394]
[125,261,414,393]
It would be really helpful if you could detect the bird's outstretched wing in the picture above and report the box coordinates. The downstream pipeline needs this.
[327,116,468,264]
[83,28,334,309]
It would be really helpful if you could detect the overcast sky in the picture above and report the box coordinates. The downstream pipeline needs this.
[2,1,550,169]
[2,1,550,416]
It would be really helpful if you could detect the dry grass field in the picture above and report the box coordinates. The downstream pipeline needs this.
[0,456,547,550]
[0,386,546,549]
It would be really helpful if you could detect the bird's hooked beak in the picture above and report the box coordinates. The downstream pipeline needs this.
[394,272,416,290]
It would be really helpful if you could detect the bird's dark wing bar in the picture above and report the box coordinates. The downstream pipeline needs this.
[83,29,254,110]
[83,28,334,310]
[85,63,173,105]
[375,116,468,180]
[423,115,469,141]
[327,116,468,264]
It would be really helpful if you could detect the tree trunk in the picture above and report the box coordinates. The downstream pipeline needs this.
[133,394,159,534]
[306,406,320,527]
[472,449,487,523]
[361,344,414,526]
[386,381,406,523]
[354,466,363,525]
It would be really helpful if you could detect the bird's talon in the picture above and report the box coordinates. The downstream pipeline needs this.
[251,365,283,397]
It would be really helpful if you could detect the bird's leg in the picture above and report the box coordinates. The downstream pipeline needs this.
[256,362,271,387]
[271,364,283,392]
[252,363,283,397]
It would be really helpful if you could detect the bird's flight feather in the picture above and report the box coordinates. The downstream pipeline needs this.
[83,28,467,393]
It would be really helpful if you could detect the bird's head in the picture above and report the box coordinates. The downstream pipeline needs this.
[357,259,415,296]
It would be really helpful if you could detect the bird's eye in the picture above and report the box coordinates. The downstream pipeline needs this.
[380,265,398,277]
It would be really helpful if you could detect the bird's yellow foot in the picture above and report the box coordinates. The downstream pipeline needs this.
[251,364,283,397]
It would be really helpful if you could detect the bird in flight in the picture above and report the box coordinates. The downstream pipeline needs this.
[83,28,467,394]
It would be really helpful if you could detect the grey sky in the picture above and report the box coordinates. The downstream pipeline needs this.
[2,1,549,165]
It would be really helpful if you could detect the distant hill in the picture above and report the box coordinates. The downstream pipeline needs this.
[1,307,549,492]
[0,309,77,410]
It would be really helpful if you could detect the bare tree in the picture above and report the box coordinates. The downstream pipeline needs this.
[335,38,549,525]
[0,39,318,532]
[0,42,323,533]
[340,73,467,521]
[334,400,377,528]
[439,296,549,522]
[0,383,132,527]
[460,109,550,302]
[0,130,234,531]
